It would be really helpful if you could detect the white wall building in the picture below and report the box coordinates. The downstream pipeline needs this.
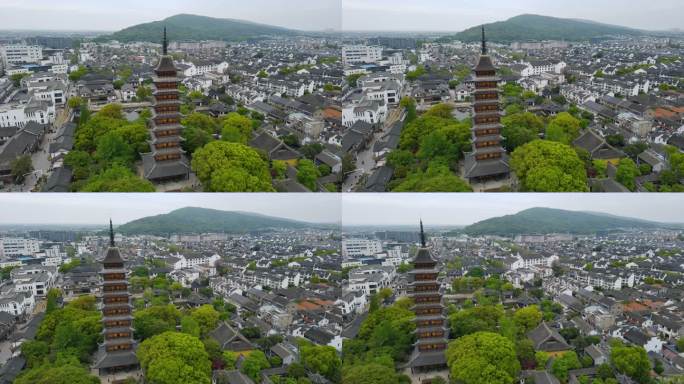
[1,44,43,66]
[342,238,383,258]
[0,238,41,258]
[342,45,383,66]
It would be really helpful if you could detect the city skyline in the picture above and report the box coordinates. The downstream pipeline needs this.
[0,194,342,225]
[0,0,342,32]
[342,0,684,32]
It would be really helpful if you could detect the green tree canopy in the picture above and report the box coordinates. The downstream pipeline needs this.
[297,159,321,191]
[511,140,588,192]
[138,331,212,384]
[191,141,274,192]
[300,340,342,382]
[342,363,404,384]
[133,304,182,340]
[513,305,542,334]
[183,112,218,134]
[501,112,544,152]
[610,342,651,384]
[545,112,582,145]
[446,331,520,384]
[80,165,155,192]
[392,161,472,192]
[615,158,640,191]
[190,304,220,337]
[449,305,504,338]
[14,360,99,384]
[241,350,271,382]
[10,155,33,183]
[551,351,582,382]
[220,112,253,144]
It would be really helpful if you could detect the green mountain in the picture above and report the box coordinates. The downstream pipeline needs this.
[117,207,314,235]
[451,14,643,43]
[464,207,669,236]
[99,14,297,43]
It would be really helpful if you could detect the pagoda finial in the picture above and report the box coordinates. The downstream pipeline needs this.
[109,219,115,247]
[481,25,487,55]
[420,219,426,248]
[163,26,168,55]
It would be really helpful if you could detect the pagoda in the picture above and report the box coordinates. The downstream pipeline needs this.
[142,27,190,182]
[463,26,510,184]
[406,220,448,374]
[92,220,139,377]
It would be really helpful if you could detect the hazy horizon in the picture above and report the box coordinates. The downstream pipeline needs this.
[0,194,342,226]
[342,0,684,32]
[341,194,684,226]
[0,0,342,32]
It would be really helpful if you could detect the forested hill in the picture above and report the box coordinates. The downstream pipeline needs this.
[99,14,297,43]
[117,207,314,235]
[464,207,668,236]
[451,14,643,42]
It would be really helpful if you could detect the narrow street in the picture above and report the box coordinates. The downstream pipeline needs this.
[342,106,404,192]
[21,108,68,192]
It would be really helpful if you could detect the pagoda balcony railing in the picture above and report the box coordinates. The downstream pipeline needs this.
[106,343,133,352]
[413,273,438,280]
[415,308,443,315]
[105,331,132,340]
[154,94,179,101]
[417,319,445,327]
[411,285,440,292]
[474,105,500,113]
[475,81,498,89]
[154,153,182,162]
[475,152,503,161]
[104,319,132,328]
[153,129,182,137]
[417,330,446,338]
[475,141,502,149]
[418,343,447,352]
[474,116,501,125]
[474,93,499,101]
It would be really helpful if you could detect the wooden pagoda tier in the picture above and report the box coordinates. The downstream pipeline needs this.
[92,222,139,376]
[406,223,449,373]
[463,27,510,183]
[141,48,190,182]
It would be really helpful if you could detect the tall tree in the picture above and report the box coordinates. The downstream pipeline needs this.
[191,141,274,192]
[511,140,588,192]
[138,331,212,384]
[446,332,520,384]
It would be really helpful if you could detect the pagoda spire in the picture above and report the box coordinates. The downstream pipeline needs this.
[109,219,115,247]
[420,219,426,248]
[481,25,487,55]
[163,26,168,55]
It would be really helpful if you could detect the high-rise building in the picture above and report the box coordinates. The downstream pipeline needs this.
[92,220,139,377]
[463,26,510,184]
[406,221,448,374]
[142,27,190,183]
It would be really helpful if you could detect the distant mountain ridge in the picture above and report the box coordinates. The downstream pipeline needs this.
[464,207,673,236]
[117,207,316,235]
[450,14,643,43]
[98,14,297,43]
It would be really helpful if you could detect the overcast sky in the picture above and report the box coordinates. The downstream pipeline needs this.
[342,0,684,32]
[0,194,342,225]
[341,194,684,226]
[0,0,342,31]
